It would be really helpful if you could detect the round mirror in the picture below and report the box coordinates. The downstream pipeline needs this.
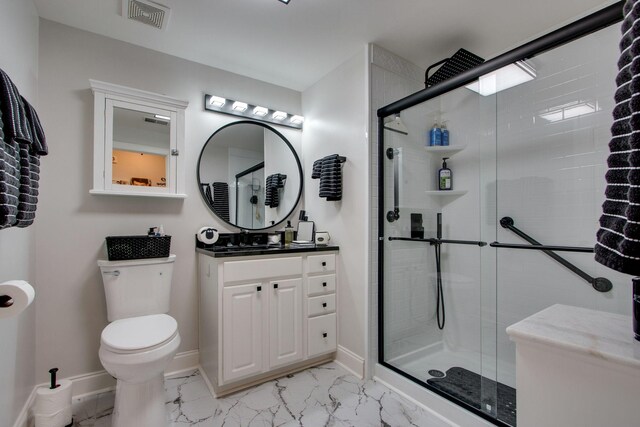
[197,121,302,230]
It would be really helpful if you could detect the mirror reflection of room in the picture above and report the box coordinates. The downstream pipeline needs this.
[111,106,170,187]
[198,121,301,230]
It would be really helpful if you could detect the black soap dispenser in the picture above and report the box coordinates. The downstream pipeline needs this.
[438,157,452,191]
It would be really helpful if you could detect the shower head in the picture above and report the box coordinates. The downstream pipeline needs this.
[383,113,408,135]
[425,49,485,88]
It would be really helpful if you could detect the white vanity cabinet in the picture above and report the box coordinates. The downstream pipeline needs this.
[198,249,338,396]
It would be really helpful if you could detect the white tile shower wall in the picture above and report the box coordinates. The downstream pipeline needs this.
[493,23,631,383]
[368,45,437,367]
[36,20,302,384]
[0,1,39,426]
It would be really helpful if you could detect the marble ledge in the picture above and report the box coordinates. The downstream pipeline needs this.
[506,304,640,370]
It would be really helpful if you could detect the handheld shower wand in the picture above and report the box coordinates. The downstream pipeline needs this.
[434,213,445,330]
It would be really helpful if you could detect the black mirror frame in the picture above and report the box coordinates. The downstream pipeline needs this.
[197,120,303,230]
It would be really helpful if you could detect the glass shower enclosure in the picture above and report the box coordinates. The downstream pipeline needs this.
[377,3,629,426]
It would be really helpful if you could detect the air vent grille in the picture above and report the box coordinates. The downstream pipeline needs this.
[126,0,169,30]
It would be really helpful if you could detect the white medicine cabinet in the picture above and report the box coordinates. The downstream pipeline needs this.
[90,80,189,198]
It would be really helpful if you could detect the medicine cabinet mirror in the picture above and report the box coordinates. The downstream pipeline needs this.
[197,121,302,230]
[90,80,189,198]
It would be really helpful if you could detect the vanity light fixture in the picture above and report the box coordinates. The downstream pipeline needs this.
[232,101,248,112]
[208,95,226,107]
[253,106,268,117]
[154,114,170,121]
[465,60,536,96]
[290,115,304,125]
[204,94,303,129]
[272,111,287,121]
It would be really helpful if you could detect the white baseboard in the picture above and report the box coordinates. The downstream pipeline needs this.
[335,345,365,378]
[12,350,200,427]
[12,387,37,427]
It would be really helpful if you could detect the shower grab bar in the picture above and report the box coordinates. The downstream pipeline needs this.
[491,217,612,293]
[389,237,487,247]
[386,148,400,222]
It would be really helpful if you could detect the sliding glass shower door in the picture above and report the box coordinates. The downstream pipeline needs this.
[378,12,629,427]
[380,84,503,424]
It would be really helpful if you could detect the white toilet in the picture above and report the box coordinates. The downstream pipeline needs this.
[98,255,180,427]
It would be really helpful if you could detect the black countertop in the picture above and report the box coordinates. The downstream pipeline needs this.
[196,244,339,258]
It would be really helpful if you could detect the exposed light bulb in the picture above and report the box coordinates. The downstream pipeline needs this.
[290,115,304,124]
[272,111,287,121]
[209,95,226,107]
[253,106,268,117]
[232,101,248,112]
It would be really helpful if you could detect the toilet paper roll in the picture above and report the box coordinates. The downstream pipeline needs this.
[197,227,219,245]
[0,280,35,319]
[35,379,72,417]
[35,405,72,427]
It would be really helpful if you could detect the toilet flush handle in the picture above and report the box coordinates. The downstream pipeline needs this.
[104,270,120,277]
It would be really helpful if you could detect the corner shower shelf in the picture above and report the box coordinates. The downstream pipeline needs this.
[426,190,467,197]
[423,145,467,157]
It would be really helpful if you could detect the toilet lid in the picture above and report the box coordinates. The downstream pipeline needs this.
[101,314,178,352]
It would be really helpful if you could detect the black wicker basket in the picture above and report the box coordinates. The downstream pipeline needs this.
[105,235,171,261]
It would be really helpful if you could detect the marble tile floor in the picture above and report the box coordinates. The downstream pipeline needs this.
[72,362,451,427]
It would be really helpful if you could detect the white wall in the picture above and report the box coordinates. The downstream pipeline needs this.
[302,48,368,373]
[35,19,302,383]
[0,1,39,425]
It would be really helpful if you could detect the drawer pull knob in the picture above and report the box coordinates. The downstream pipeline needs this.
[322,332,328,338]
[274,283,279,289]
[257,286,262,292]
[322,282,327,287]
[322,262,327,267]
[322,302,327,308]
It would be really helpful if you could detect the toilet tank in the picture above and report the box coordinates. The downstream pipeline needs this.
[98,255,176,322]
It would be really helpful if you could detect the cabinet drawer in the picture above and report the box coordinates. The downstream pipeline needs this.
[223,257,302,283]
[307,294,336,317]
[308,313,337,358]
[307,254,335,274]
[307,274,336,296]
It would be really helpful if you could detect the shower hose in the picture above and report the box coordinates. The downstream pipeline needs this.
[434,241,445,330]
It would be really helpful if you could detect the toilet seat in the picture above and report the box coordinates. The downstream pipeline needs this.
[101,314,178,354]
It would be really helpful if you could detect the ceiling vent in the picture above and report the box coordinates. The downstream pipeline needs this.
[122,0,171,30]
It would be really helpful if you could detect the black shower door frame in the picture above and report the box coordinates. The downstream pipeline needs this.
[376,2,624,426]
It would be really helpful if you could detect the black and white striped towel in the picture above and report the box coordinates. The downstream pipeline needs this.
[212,182,230,221]
[595,0,640,275]
[265,173,286,208]
[312,154,343,201]
[0,68,33,229]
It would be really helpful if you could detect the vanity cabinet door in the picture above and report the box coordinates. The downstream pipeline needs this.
[269,278,303,369]
[222,282,264,383]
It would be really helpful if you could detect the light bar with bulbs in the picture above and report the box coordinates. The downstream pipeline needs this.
[204,94,304,129]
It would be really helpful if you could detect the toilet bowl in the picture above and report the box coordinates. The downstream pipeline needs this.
[99,314,180,427]
[98,255,179,427]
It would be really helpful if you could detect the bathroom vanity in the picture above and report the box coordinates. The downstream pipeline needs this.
[197,245,339,396]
